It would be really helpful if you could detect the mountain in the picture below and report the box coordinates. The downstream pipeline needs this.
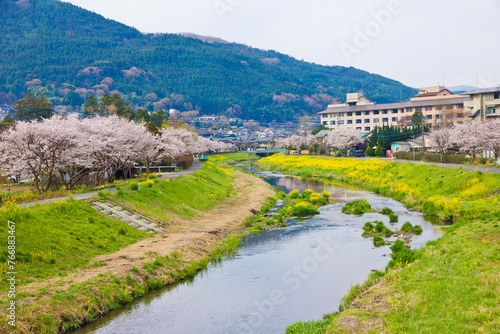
[448,85,477,94]
[0,0,417,122]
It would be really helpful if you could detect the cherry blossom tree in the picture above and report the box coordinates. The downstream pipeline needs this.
[0,116,80,193]
[326,128,362,153]
[428,127,453,162]
[477,119,500,159]
[450,122,483,159]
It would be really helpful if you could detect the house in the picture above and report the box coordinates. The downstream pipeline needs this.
[319,86,470,133]
[314,129,332,148]
[464,86,500,120]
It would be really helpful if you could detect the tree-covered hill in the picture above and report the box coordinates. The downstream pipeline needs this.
[0,0,417,122]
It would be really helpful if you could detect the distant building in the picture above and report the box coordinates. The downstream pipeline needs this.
[464,86,500,120]
[319,86,470,133]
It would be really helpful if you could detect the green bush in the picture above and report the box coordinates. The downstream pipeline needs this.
[389,213,399,223]
[276,191,286,199]
[363,222,374,231]
[373,236,386,247]
[300,189,314,201]
[365,146,374,157]
[375,145,384,157]
[342,200,373,214]
[380,207,394,215]
[401,222,423,234]
[289,190,299,199]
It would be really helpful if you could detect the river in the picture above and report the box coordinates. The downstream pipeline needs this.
[73,169,445,334]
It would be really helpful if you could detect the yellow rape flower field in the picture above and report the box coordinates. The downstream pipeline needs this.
[258,155,500,334]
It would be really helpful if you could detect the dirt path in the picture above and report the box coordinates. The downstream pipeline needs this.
[19,170,274,296]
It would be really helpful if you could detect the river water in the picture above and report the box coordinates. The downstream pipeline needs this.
[73,169,445,334]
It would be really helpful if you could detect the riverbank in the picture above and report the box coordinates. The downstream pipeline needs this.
[0,163,274,333]
[257,155,500,333]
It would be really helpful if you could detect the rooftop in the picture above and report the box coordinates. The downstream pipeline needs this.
[464,86,500,95]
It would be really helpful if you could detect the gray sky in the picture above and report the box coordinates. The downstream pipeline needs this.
[62,0,500,89]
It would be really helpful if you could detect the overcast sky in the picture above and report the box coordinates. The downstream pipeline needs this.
[62,0,500,90]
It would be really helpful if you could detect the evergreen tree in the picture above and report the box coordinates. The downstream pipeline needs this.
[375,145,384,157]
[83,94,99,117]
[13,92,54,120]
[365,146,374,156]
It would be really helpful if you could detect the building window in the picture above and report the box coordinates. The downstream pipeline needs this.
[486,108,496,115]
[356,111,362,116]
[494,93,499,99]
[406,107,413,112]
[322,121,327,125]
[373,118,379,123]
[339,120,345,125]
[364,111,370,115]
[364,119,370,123]
[416,107,422,112]
[347,112,353,116]
[435,115,441,119]
[446,105,453,110]
[392,117,398,122]
[382,110,388,114]
[356,127,362,131]
[435,105,443,110]
[457,113,464,118]
[330,121,336,125]
[365,127,370,131]
[339,113,345,117]
[425,106,433,111]
[373,110,380,115]
[347,120,353,124]
[426,115,432,119]
[356,119,362,124]
[392,109,398,114]
[456,103,464,108]
[382,118,389,122]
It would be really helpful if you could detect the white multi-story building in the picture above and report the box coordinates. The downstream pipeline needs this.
[464,86,500,120]
[319,87,470,133]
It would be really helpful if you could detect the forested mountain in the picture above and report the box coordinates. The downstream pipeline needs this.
[0,0,417,122]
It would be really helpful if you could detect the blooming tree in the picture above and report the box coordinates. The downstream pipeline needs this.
[326,128,363,152]
[428,127,453,162]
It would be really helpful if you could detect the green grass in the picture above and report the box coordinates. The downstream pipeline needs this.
[0,200,148,290]
[259,156,500,333]
[208,152,260,166]
[111,162,235,222]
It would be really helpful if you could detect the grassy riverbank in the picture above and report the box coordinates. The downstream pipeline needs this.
[257,155,500,333]
[0,162,275,333]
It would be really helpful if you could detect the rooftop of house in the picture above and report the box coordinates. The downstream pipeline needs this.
[464,86,500,95]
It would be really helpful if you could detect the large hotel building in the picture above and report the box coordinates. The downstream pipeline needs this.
[319,86,470,133]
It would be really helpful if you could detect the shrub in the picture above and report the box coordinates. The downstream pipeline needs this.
[387,239,417,269]
[365,146,374,157]
[290,201,320,217]
[321,189,331,198]
[118,227,127,235]
[373,236,386,247]
[128,183,139,191]
[276,191,286,199]
[309,192,328,205]
[289,190,299,199]
[342,200,373,214]
[363,222,374,231]
[401,222,423,234]
[375,221,393,235]
[389,213,399,223]
[380,207,394,215]
[300,189,314,201]
[375,145,384,157]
